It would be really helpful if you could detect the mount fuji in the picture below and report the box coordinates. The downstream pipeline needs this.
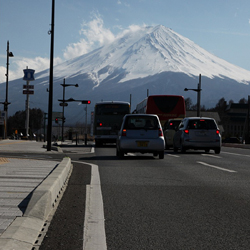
[2,25,250,125]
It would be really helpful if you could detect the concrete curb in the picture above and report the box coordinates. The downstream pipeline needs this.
[0,157,72,250]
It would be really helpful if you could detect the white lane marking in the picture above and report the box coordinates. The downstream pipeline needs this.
[201,154,222,158]
[72,161,107,250]
[197,161,237,173]
[127,153,136,156]
[167,154,180,158]
[90,147,95,153]
[221,151,250,157]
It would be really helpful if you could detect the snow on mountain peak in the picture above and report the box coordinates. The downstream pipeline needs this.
[50,24,250,86]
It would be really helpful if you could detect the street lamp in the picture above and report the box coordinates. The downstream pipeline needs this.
[184,74,202,117]
[4,41,14,138]
[58,97,91,144]
[60,78,78,141]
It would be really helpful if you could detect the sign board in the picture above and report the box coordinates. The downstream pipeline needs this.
[52,111,63,120]
[23,90,34,95]
[23,69,35,81]
[23,85,34,89]
[59,103,68,107]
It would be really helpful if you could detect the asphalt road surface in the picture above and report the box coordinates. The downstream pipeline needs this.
[36,144,250,250]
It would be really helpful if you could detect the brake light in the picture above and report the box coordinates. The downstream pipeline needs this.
[159,128,163,137]
[184,129,189,134]
[122,129,127,136]
[99,123,103,126]
[216,129,220,135]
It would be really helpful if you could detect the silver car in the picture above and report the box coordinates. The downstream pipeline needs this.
[163,118,182,149]
[173,117,221,154]
[116,114,165,159]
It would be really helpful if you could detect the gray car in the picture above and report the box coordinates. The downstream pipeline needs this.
[116,114,165,159]
[173,117,221,154]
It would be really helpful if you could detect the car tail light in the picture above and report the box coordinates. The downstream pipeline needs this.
[184,129,189,134]
[159,129,163,137]
[98,122,103,127]
[216,129,220,135]
[122,129,127,136]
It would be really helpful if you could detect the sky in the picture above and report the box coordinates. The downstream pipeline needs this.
[1,0,250,84]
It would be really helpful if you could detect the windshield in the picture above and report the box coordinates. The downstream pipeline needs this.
[187,119,217,130]
[124,116,159,130]
[95,104,130,115]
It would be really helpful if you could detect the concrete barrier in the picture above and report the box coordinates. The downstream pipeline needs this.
[0,157,72,250]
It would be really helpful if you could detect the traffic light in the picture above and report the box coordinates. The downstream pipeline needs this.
[62,117,66,123]
[55,118,58,124]
[81,100,91,104]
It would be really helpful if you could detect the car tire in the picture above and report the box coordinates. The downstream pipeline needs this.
[159,151,164,159]
[214,148,221,154]
[117,148,124,158]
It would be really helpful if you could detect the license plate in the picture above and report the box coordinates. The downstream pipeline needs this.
[196,131,207,136]
[137,141,148,147]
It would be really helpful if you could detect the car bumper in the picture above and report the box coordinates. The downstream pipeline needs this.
[182,140,221,149]
[118,138,165,153]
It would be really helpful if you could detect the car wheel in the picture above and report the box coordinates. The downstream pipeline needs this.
[159,151,164,159]
[117,148,124,158]
[214,148,221,154]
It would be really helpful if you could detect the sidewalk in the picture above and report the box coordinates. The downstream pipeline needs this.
[0,140,79,250]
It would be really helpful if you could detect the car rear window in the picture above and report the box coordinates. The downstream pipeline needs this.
[166,120,181,129]
[187,119,217,130]
[124,116,159,130]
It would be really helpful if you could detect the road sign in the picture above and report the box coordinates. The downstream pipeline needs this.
[23,85,34,89]
[23,69,35,81]
[23,90,34,95]
[59,103,68,107]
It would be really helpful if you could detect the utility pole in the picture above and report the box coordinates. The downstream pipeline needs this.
[47,0,55,151]
[197,74,201,117]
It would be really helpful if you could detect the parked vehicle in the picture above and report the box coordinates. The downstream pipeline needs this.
[173,117,221,154]
[116,114,165,159]
[163,118,182,149]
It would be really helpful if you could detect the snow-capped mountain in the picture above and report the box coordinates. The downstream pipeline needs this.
[2,25,250,125]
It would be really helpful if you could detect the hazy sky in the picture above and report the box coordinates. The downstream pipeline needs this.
[1,0,250,83]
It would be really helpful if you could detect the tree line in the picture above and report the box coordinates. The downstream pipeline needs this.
[7,108,44,136]
[185,97,248,113]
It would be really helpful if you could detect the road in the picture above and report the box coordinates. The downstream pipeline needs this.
[36,144,250,250]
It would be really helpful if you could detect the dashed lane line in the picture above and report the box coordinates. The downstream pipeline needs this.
[197,161,237,173]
